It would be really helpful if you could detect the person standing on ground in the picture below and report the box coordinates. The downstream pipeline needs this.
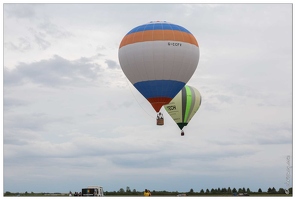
[144,189,149,196]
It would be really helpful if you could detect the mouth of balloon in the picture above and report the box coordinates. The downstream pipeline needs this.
[148,97,172,112]
[177,123,188,130]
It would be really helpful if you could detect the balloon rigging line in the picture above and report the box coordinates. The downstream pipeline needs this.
[125,77,155,119]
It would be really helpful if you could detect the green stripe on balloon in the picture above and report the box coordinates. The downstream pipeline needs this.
[184,86,192,123]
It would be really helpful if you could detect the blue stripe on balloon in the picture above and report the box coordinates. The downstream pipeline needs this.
[134,80,185,99]
[127,23,191,35]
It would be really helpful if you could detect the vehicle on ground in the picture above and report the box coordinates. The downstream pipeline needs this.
[81,186,104,197]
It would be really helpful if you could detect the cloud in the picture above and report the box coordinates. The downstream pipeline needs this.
[4,4,36,19]
[4,37,32,52]
[4,112,74,145]
[3,3,292,193]
[34,33,51,50]
[4,55,102,87]
[27,20,73,50]
[111,154,172,168]
[4,97,29,109]
[105,59,119,69]
[251,123,292,145]
[37,20,73,39]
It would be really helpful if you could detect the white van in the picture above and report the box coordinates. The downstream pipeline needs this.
[81,186,104,197]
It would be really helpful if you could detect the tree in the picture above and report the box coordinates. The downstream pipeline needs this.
[126,186,131,193]
[288,187,292,194]
[118,188,125,193]
[4,191,12,196]
[206,189,210,193]
[227,187,232,194]
[267,187,276,193]
[189,188,194,193]
[247,188,251,193]
[200,189,204,193]
[278,188,285,194]
[232,188,237,193]
[258,188,262,193]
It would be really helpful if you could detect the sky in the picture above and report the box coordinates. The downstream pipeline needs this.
[2,2,293,194]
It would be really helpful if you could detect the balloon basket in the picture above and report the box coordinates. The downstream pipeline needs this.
[157,118,164,126]
[181,131,184,136]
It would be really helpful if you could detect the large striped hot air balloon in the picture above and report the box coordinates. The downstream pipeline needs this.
[164,85,202,136]
[118,21,199,124]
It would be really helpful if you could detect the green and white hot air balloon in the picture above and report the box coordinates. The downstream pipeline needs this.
[164,85,202,136]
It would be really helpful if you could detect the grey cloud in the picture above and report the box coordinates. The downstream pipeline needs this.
[78,54,104,63]
[119,101,133,108]
[79,56,96,63]
[96,45,106,51]
[175,142,258,162]
[4,115,47,146]
[4,4,36,19]
[110,154,171,168]
[199,101,221,112]
[4,37,31,52]
[202,78,291,108]
[34,33,51,50]
[105,59,119,69]
[4,42,18,51]
[213,94,233,104]
[4,112,74,147]
[4,128,42,146]
[210,123,292,146]
[252,123,292,145]
[255,135,291,145]
[5,5,73,52]
[4,98,29,109]
[104,100,134,111]
[4,133,162,164]
[4,113,58,134]
[37,21,73,39]
[4,55,102,87]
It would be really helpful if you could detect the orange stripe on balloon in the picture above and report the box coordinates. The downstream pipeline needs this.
[119,30,198,48]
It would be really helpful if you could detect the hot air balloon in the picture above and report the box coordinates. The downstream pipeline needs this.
[164,85,201,136]
[118,21,199,125]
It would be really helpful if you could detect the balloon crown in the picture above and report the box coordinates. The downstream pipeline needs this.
[149,20,168,23]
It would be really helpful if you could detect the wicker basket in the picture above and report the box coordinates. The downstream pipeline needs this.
[157,118,164,125]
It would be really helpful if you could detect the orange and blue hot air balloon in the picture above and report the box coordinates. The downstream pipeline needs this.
[118,21,200,123]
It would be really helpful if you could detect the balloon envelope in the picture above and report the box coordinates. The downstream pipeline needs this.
[164,85,202,130]
[118,21,200,112]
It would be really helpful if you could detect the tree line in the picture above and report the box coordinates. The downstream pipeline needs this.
[4,186,292,196]
[103,186,292,196]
